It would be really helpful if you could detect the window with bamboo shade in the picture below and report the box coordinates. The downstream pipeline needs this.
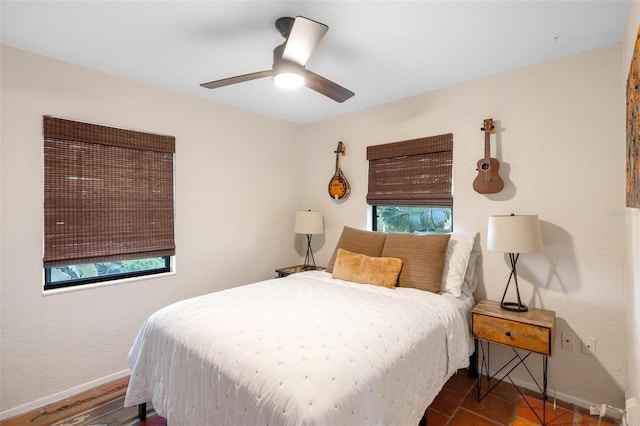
[367,134,453,233]
[43,116,175,289]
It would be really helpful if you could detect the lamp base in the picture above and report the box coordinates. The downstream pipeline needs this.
[501,301,528,312]
[499,252,529,313]
[302,234,317,270]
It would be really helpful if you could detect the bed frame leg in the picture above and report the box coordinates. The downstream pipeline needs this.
[468,342,478,378]
[138,403,147,421]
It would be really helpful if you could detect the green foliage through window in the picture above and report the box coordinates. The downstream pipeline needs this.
[373,206,452,233]
[46,257,170,289]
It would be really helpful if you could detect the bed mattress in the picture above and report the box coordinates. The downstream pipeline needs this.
[125,271,473,425]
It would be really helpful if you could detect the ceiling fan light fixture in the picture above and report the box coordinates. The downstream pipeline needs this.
[200,16,353,102]
[274,71,305,89]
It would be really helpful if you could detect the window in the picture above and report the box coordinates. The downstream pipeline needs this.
[373,206,452,233]
[43,116,175,290]
[45,257,170,287]
[367,134,453,233]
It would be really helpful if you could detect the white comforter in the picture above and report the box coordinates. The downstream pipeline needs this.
[124,271,473,425]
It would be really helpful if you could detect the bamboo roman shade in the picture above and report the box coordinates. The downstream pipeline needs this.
[43,116,175,267]
[366,133,453,207]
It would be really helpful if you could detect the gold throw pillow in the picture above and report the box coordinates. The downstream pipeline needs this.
[331,248,403,289]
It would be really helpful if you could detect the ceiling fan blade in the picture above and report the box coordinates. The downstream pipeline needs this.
[200,70,273,89]
[282,16,328,66]
[305,71,354,103]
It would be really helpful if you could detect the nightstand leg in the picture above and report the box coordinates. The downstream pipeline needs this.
[476,339,492,402]
[476,341,551,425]
[543,356,548,425]
[477,340,480,401]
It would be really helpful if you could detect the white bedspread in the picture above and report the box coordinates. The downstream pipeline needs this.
[124,271,473,425]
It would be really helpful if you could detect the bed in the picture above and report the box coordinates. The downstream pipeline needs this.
[124,228,480,425]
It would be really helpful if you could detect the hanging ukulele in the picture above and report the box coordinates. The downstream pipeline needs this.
[473,118,504,194]
[328,141,350,200]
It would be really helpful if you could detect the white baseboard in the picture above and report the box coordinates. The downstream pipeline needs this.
[626,397,637,426]
[489,371,624,421]
[0,369,131,421]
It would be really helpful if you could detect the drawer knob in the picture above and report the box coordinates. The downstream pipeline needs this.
[505,331,512,337]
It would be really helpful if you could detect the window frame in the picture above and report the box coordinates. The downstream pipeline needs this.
[368,133,454,234]
[44,257,172,290]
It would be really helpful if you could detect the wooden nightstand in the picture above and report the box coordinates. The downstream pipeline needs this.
[472,300,556,425]
[275,265,326,278]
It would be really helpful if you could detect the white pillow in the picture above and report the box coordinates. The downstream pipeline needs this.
[440,232,477,297]
[461,251,481,296]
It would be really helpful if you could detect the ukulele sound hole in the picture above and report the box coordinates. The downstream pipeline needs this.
[481,163,490,171]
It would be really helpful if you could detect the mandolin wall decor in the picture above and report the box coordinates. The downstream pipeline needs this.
[328,141,350,200]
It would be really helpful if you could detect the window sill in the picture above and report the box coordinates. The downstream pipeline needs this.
[42,270,176,296]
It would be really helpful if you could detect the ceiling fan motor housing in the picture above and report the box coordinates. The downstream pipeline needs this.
[275,17,295,39]
[273,44,305,75]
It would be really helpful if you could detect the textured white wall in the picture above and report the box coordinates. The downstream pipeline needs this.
[0,39,633,417]
[299,45,627,409]
[0,45,302,415]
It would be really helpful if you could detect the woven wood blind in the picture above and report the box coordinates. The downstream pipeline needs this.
[43,116,176,267]
[366,133,453,207]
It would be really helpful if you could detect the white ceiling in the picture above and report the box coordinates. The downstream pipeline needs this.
[0,1,628,125]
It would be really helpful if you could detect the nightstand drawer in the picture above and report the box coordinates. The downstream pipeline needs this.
[473,314,552,355]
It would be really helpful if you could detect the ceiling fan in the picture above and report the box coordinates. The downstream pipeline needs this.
[200,16,354,103]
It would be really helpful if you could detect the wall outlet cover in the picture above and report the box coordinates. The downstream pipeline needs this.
[561,331,574,350]
[582,337,596,355]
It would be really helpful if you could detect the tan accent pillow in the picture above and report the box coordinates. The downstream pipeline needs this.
[326,226,387,272]
[381,233,451,293]
[331,249,402,289]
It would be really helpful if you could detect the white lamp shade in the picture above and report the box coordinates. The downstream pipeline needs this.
[294,210,324,235]
[487,214,543,253]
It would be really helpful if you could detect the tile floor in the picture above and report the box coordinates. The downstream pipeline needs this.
[426,369,620,425]
[1,370,621,425]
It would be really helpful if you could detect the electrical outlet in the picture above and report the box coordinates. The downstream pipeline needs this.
[582,338,597,355]
[561,331,574,350]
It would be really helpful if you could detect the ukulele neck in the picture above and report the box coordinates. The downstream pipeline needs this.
[482,119,493,163]
[484,131,491,163]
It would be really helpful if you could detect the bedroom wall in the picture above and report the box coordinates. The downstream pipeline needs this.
[0,36,632,419]
[0,45,303,416]
[622,2,640,425]
[298,45,627,410]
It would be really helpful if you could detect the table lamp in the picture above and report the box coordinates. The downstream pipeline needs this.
[294,210,324,270]
[487,214,543,312]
